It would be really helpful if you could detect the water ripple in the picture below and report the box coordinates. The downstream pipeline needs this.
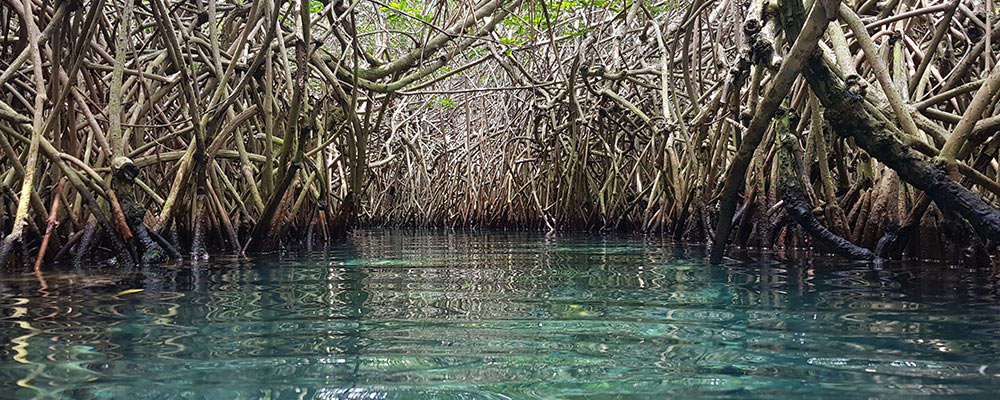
[1,231,999,399]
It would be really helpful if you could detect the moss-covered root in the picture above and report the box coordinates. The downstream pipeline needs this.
[782,0,1000,258]
[0,235,17,269]
[74,217,99,264]
[709,0,841,264]
[122,200,172,263]
[778,124,874,261]
[191,193,209,260]
[813,78,1000,247]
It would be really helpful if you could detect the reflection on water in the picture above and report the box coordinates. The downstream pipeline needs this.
[1,231,999,399]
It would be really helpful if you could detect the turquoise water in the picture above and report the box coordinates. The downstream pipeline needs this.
[1,232,999,399]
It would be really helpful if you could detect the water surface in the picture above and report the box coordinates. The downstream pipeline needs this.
[1,231,999,399]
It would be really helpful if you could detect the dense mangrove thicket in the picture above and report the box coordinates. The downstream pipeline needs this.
[0,0,998,265]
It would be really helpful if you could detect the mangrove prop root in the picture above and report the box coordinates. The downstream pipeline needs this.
[789,0,1000,252]
[710,0,840,264]
[1,0,997,265]
[779,135,874,261]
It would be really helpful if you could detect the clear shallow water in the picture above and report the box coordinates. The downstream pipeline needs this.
[1,232,999,399]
